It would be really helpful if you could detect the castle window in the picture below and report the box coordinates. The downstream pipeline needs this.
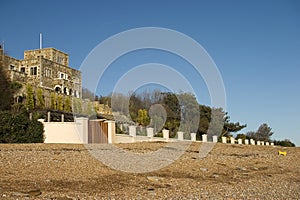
[20,67,25,73]
[57,56,63,64]
[30,67,37,75]
[10,65,15,70]
[59,72,68,80]
[55,86,61,93]
[74,77,79,84]
[44,68,52,77]
[74,90,77,97]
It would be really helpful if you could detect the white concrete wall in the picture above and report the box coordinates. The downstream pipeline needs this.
[113,134,169,143]
[113,134,135,143]
[134,136,152,142]
[44,122,83,143]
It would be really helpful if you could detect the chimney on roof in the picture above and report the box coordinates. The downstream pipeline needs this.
[39,33,42,49]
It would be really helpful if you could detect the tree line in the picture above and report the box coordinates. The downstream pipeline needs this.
[95,90,296,147]
[97,91,246,139]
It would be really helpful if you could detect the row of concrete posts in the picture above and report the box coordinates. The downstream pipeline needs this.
[128,126,217,142]
[221,136,274,146]
[128,126,274,145]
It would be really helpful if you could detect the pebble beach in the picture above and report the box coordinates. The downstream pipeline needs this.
[0,142,299,199]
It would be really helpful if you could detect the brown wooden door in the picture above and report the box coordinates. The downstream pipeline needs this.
[88,120,108,143]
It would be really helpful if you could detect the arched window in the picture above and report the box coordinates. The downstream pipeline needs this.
[54,86,61,93]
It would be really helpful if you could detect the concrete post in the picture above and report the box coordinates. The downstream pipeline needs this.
[177,131,184,141]
[257,141,261,145]
[238,138,242,145]
[75,117,88,143]
[147,127,154,137]
[230,137,235,144]
[261,141,264,146]
[190,133,196,142]
[222,136,227,143]
[212,135,218,143]
[266,142,269,146]
[270,142,274,146]
[47,111,51,122]
[29,113,33,121]
[202,134,207,142]
[38,119,45,123]
[129,126,136,137]
[245,139,249,145]
[250,139,255,145]
[105,121,115,144]
[61,114,64,122]
[162,129,169,141]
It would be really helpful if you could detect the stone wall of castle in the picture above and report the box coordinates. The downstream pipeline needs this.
[1,47,82,107]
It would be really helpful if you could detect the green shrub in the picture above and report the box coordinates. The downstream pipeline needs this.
[273,139,295,147]
[0,110,44,143]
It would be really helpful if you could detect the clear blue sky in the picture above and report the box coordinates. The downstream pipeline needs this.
[1,0,299,145]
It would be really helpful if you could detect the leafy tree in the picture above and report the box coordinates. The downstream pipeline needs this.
[136,109,150,126]
[99,95,111,107]
[64,96,72,112]
[273,139,295,147]
[235,133,248,140]
[162,92,181,120]
[10,81,22,103]
[82,87,95,101]
[177,93,200,133]
[129,93,144,121]
[73,98,82,114]
[36,88,45,109]
[57,95,63,111]
[207,108,225,138]
[256,123,274,141]
[246,131,256,140]
[159,93,181,137]
[111,93,129,115]
[50,92,57,110]
[86,100,94,115]
[197,104,246,139]
[0,51,14,111]
[149,104,166,133]
[26,84,34,110]
[0,109,44,143]
[223,121,247,137]
[247,123,273,142]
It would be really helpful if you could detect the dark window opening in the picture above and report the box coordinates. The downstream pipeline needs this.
[20,67,25,73]
[55,86,61,93]
[17,96,23,103]
[30,67,37,75]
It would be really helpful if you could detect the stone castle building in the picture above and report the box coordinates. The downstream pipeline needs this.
[0,46,82,107]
